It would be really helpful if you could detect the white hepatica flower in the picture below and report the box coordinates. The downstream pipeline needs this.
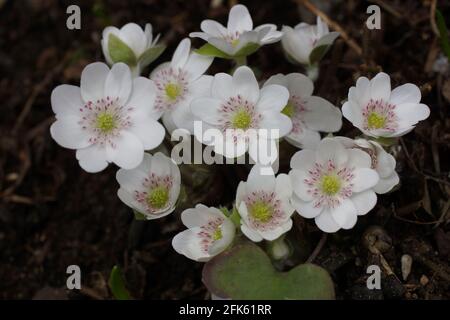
[150,38,213,132]
[191,66,292,160]
[335,137,399,194]
[289,138,379,233]
[50,62,165,173]
[264,73,342,149]
[236,165,294,242]
[190,4,282,57]
[172,204,235,262]
[116,152,181,219]
[342,72,430,138]
[102,23,164,76]
[281,16,339,66]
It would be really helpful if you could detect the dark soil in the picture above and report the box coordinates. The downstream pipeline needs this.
[0,0,449,300]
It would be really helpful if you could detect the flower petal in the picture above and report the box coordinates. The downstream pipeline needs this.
[171,38,191,70]
[76,144,108,173]
[212,72,234,101]
[259,111,292,137]
[330,198,357,229]
[227,4,253,34]
[200,19,228,37]
[129,118,165,150]
[290,149,316,170]
[352,168,379,192]
[246,164,275,193]
[172,228,210,262]
[347,148,372,168]
[342,100,364,129]
[289,169,313,201]
[50,116,91,149]
[184,52,214,81]
[286,127,321,149]
[286,72,314,97]
[127,77,160,119]
[80,62,109,102]
[394,103,430,126]
[370,72,391,102]
[232,66,259,104]
[302,96,342,132]
[119,23,147,56]
[51,85,83,117]
[104,63,132,105]
[315,211,340,233]
[190,97,223,124]
[291,194,323,218]
[257,84,289,112]
[351,190,377,215]
[389,83,421,105]
[316,137,348,166]
[181,204,223,228]
[373,172,399,194]
[107,131,144,169]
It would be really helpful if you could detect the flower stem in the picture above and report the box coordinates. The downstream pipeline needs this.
[234,56,247,67]
[306,64,319,81]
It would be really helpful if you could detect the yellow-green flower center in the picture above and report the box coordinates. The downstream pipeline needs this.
[212,227,223,241]
[96,112,117,133]
[146,186,169,209]
[320,175,342,196]
[165,83,181,101]
[249,201,273,223]
[231,39,240,47]
[232,109,252,130]
[281,101,295,118]
[367,112,386,129]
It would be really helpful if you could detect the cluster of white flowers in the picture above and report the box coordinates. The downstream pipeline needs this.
[50,4,430,262]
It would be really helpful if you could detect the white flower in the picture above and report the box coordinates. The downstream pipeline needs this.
[342,72,430,138]
[236,165,294,242]
[191,66,292,161]
[102,23,164,76]
[50,62,165,173]
[289,138,379,233]
[334,137,399,194]
[172,204,235,262]
[150,38,213,132]
[116,152,181,219]
[264,73,342,149]
[190,4,282,57]
[281,16,339,65]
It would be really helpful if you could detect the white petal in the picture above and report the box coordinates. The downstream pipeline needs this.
[389,83,421,105]
[370,72,391,102]
[248,137,278,166]
[172,228,210,262]
[259,111,292,137]
[257,85,289,112]
[232,66,259,104]
[188,32,210,41]
[290,149,316,170]
[144,23,153,47]
[211,72,234,101]
[303,96,342,132]
[246,164,275,193]
[342,100,364,128]
[80,62,109,102]
[181,204,223,228]
[104,63,132,105]
[373,172,399,194]
[315,211,340,233]
[129,118,165,150]
[394,103,430,126]
[171,38,191,70]
[285,73,314,97]
[351,190,377,215]
[289,169,313,201]
[190,97,223,124]
[275,173,293,199]
[170,101,196,132]
[76,145,108,173]
[184,52,214,81]
[149,152,173,177]
[286,127,321,149]
[51,85,83,117]
[354,76,371,107]
[127,77,160,119]
[316,31,339,47]
[207,37,235,56]
[241,223,263,242]
[190,75,213,98]
[330,198,357,229]
[119,23,146,56]
[101,26,119,65]
[117,188,144,212]
[227,4,253,34]
[374,144,396,178]
[347,148,372,168]
[50,117,91,149]
[209,219,235,255]
[200,19,228,37]
[107,131,144,169]
[291,194,322,218]
[316,137,348,166]
[352,168,379,192]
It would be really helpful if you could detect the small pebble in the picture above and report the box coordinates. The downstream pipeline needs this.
[401,254,413,281]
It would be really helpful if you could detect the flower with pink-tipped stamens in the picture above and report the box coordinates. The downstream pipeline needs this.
[116,153,181,220]
[50,62,165,173]
[172,204,235,262]
[289,138,380,233]
[236,165,294,242]
[342,72,430,138]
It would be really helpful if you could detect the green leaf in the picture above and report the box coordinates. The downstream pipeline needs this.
[436,9,450,60]
[108,265,132,300]
[195,42,260,59]
[309,44,331,65]
[234,42,260,57]
[229,206,241,227]
[195,43,232,59]
[133,210,147,220]
[202,242,335,300]
[138,45,166,67]
[108,34,137,66]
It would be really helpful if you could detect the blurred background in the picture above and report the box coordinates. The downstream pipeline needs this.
[0,0,449,299]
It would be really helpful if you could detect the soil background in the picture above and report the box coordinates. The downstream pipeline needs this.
[0,0,449,300]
